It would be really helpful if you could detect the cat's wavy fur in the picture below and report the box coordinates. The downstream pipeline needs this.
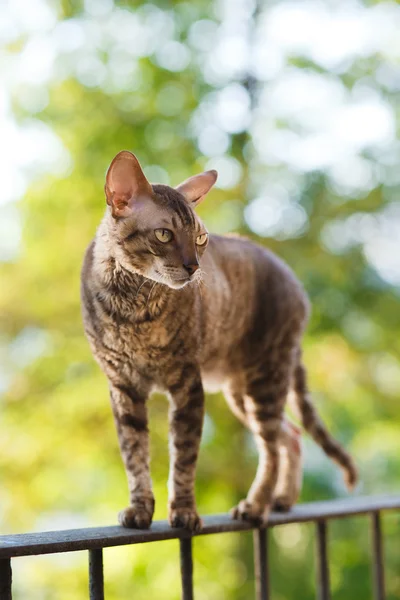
[81,151,357,530]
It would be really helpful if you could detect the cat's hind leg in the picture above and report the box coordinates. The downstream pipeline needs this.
[228,357,294,525]
[272,419,302,512]
[225,386,302,514]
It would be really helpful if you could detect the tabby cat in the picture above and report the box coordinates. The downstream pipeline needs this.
[81,151,357,531]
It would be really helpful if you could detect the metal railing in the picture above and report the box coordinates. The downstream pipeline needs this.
[0,494,399,600]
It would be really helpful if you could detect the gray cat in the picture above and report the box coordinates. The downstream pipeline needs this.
[81,151,357,531]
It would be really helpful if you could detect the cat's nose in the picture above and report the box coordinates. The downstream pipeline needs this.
[183,263,199,276]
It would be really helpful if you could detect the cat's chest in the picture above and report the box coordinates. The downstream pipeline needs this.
[102,318,179,372]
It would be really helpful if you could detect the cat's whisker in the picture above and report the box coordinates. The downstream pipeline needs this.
[146,281,158,307]
[134,278,150,300]
[196,270,209,289]
[196,278,205,299]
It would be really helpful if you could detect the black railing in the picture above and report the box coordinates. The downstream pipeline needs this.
[0,494,399,600]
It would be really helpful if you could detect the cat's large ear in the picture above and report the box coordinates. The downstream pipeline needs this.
[105,151,153,218]
[175,170,218,207]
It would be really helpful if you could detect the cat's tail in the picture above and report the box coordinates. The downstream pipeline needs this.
[289,359,358,490]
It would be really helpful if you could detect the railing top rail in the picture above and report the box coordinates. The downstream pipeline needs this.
[1,494,399,559]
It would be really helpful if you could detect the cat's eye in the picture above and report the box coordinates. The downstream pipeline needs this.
[155,228,173,243]
[196,233,208,246]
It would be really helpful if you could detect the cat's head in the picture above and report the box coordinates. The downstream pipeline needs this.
[104,151,217,289]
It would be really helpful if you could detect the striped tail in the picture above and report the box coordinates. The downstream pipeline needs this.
[290,360,358,490]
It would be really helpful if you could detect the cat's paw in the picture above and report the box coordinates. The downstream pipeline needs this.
[169,506,203,532]
[272,496,294,513]
[231,499,270,526]
[118,497,155,529]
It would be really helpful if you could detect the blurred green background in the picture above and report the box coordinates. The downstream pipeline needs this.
[1,0,400,598]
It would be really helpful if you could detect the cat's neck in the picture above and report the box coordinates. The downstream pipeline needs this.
[92,218,170,322]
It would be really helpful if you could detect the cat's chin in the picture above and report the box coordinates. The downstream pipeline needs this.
[166,278,191,290]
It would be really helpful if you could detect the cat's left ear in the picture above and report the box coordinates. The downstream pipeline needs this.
[175,170,218,207]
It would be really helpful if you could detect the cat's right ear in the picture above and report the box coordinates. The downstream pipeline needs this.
[105,151,153,218]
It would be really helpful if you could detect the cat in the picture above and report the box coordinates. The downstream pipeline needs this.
[81,150,357,531]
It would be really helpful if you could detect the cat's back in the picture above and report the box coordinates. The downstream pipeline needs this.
[199,233,310,365]
[205,233,308,307]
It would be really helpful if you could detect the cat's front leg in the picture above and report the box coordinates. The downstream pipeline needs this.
[167,366,205,532]
[109,382,154,529]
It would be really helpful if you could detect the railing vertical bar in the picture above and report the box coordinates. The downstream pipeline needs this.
[315,520,330,600]
[89,549,104,600]
[179,538,194,600]
[253,528,269,600]
[0,559,12,600]
[371,511,385,600]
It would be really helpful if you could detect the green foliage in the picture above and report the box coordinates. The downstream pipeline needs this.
[1,0,400,598]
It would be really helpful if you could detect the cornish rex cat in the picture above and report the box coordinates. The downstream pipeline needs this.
[81,151,357,531]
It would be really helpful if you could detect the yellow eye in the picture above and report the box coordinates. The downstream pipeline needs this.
[196,233,208,246]
[155,229,173,243]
